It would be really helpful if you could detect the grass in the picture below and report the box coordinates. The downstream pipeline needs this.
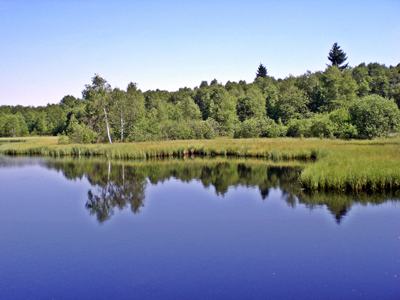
[0,136,325,160]
[300,142,400,192]
[1,136,399,192]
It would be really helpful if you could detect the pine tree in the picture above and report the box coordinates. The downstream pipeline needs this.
[256,64,267,78]
[328,43,348,70]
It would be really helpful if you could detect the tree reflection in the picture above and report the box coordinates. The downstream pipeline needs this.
[43,158,399,223]
[84,162,146,222]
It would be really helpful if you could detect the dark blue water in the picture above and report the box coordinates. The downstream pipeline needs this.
[0,157,399,299]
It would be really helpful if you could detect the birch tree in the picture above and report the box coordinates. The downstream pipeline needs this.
[82,74,113,144]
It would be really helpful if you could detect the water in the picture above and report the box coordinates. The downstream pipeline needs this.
[0,157,399,299]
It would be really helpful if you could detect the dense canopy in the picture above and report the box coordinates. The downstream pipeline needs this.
[1,45,400,142]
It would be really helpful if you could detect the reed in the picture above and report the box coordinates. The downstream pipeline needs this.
[0,137,326,160]
[1,136,399,192]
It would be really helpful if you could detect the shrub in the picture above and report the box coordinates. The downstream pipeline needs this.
[349,95,400,138]
[336,123,358,139]
[259,118,287,137]
[310,114,335,138]
[127,118,162,142]
[327,108,358,139]
[161,120,193,140]
[234,118,262,138]
[190,120,216,139]
[67,122,98,144]
[58,135,70,145]
[286,119,312,137]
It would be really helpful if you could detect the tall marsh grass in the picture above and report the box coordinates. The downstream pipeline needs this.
[0,137,324,160]
[1,136,399,192]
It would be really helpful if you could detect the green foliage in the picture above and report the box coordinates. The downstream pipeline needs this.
[273,80,309,123]
[33,112,48,135]
[236,85,265,121]
[208,87,237,136]
[190,120,216,139]
[66,116,98,143]
[296,71,325,113]
[259,118,287,138]
[234,118,262,138]
[234,117,287,138]
[0,113,29,137]
[309,114,335,138]
[368,63,390,97]
[161,120,194,140]
[349,95,400,138]
[320,66,357,111]
[1,59,400,142]
[287,119,312,137]
[328,108,358,139]
[176,96,202,121]
[352,63,371,96]
[58,135,70,145]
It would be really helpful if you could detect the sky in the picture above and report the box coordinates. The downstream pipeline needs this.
[0,0,399,106]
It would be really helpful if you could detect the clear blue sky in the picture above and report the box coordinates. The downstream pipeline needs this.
[1,0,399,106]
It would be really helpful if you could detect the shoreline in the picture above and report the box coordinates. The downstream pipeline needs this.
[1,136,399,192]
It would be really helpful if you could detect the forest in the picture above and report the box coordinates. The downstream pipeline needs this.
[1,43,399,143]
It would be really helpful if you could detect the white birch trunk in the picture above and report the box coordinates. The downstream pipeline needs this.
[120,111,124,142]
[103,107,113,144]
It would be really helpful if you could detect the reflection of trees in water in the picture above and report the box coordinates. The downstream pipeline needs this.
[47,160,146,223]
[86,162,146,222]
[44,159,399,223]
[299,192,400,223]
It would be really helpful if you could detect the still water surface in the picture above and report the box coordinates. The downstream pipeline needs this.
[0,157,399,299]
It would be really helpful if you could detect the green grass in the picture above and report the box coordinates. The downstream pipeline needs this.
[0,136,325,160]
[300,141,400,192]
[1,136,399,192]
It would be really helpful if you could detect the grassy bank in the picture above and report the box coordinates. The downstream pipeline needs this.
[1,136,399,192]
[0,136,326,160]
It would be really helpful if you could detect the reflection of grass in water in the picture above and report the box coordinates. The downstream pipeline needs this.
[1,136,400,192]
[41,157,399,223]
[298,191,400,223]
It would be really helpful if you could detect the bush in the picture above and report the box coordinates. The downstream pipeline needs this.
[234,117,287,139]
[336,123,358,139]
[234,118,262,138]
[67,122,98,144]
[58,135,70,145]
[190,120,216,139]
[310,114,335,138]
[127,119,216,141]
[131,117,162,141]
[286,119,312,137]
[326,109,358,139]
[349,95,400,138]
[259,118,287,137]
[161,120,193,140]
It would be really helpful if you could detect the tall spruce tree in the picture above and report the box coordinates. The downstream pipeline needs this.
[328,43,348,70]
[256,64,268,78]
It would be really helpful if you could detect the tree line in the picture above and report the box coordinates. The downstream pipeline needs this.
[1,43,400,142]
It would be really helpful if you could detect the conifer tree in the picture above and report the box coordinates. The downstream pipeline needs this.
[328,43,348,70]
[256,64,268,78]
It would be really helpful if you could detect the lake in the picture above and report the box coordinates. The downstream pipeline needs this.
[0,157,399,299]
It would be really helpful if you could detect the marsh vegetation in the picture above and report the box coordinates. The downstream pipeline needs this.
[1,136,399,193]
